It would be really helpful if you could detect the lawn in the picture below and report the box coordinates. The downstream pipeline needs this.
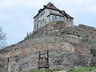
[28,67,96,72]
[28,68,63,72]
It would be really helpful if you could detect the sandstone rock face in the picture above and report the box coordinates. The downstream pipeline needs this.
[0,21,96,72]
[49,50,90,68]
[8,52,39,72]
[7,50,96,72]
[0,56,8,72]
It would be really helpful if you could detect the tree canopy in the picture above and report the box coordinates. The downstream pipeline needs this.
[0,27,6,49]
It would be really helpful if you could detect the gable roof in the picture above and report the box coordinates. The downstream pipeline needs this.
[33,2,74,19]
[34,2,59,18]
[44,2,58,10]
[61,11,74,19]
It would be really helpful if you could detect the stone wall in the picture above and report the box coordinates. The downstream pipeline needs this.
[25,22,96,41]
[25,21,67,39]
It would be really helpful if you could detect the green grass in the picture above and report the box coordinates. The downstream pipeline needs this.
[67,67,96,72]
[28,67,96,72]
[28,68,63,72]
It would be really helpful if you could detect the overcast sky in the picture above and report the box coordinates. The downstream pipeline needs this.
[0,0,96,45]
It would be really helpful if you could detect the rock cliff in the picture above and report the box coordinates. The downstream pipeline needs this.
[0,21,96,72]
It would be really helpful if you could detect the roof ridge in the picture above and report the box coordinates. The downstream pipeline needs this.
[45,2,58,10]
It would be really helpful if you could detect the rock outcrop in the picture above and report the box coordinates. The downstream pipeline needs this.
[0,21,96,72]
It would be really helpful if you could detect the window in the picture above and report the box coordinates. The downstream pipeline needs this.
[41,21,42,25]
[67,18,68,21]
[70,18,71,22]
[45,20,46,24]
[50,4,53,6]
[39,11,45,17]
[37,24,38,29]
[59,17,63,21]
[52,15,57,21]
[43,19,45,23]
[52,15,54,21]
[49,10,52,13]
[39,21,42,28]
[35,25,37,30]
[55,16,57,19]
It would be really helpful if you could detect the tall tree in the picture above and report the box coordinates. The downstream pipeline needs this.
[0,27,6,49]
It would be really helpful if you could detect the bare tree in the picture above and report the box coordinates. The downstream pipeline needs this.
[0,27,6,49]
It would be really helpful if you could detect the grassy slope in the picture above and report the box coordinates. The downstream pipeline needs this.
[28,67,96,72]
[28,68,64,72]
[67,67,96,72]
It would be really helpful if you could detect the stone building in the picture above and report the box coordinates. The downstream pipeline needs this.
[34,2,74,31]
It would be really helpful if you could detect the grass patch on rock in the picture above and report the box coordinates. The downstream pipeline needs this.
[28,67,96,72]
[28,68,64,72]
[67,67,96,72]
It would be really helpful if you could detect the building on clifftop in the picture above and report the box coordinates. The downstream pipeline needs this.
[33,2,74,31]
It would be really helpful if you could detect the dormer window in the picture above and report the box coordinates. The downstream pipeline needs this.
[50,4,53,6]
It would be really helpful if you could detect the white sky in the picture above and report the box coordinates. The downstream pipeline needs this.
[0,0,96,45]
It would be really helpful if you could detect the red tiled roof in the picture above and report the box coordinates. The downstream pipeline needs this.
[34,2,59,18]
[45,2,58,10]
[59,10,74,19]
[33,2,74,19]
[65,13,74,19]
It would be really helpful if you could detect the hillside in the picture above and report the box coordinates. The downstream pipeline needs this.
[0,21,96,72]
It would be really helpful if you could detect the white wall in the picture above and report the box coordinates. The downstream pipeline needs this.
[34,8,73,31]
